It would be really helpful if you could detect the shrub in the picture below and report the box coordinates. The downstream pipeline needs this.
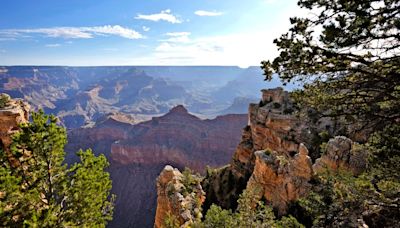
[0,94,10,108]
[273,102,281,109]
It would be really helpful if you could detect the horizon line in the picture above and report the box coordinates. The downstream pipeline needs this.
[0,65,260,68]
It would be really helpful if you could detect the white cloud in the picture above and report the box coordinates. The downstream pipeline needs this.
[135,9,182,24]
[45,43,61,47]
[149,28,288,67]
[162,32,191,43]
[155,42,173,52]
[142,26,150,32]
[0,25,143,40]
[194,10,224,16]
[84,25,143,39]
[145,2,312,67]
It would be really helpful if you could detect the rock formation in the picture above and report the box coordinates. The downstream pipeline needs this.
[246,144,313,214]
[155,87,368,225]
[154,166,205,228]
[313,136,367,175]
[0,93,30,167]
[202,88,309,211]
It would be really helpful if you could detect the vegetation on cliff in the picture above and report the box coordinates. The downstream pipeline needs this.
[0,94,10,108]
[201,189,304,228]
[0,110,114,227]
[260,0,399,227]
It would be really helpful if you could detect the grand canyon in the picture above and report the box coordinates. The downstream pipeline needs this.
[0,66,292,227]
[1,1,398,227]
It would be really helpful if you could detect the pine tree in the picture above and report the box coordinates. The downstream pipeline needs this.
[262,0,400,128]
[0,110,114,227]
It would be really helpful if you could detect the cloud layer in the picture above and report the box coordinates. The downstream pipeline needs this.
[0,25,143,40]
[135,9,182,24]
[194,10,224,16]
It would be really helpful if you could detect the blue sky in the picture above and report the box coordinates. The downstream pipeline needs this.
[0,0,301,66]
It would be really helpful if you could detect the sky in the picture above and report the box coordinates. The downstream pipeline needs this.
[0,0,304,67]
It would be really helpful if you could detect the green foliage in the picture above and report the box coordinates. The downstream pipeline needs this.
[276,216,305,228]
[292,125,400,226]
[298,172,373,227]
[0,94,10,108]
[63,149,115,226]
[272,102,281,109]
[198,189,304,228]
[164,213,180,228]
[283,107,294,115]
[0,110,114,227]
[181,167,202,197]
[262,0,400,127]
[202,205,235,228]
[263,149,272,156]
[367,124,400,181]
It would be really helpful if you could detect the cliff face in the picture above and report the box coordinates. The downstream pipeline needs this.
[0,94,30,167]
[154,166,205,228]
[155,88,368,226]
[110,106,246,171]
[203,88,310,211]
[246,144,313,214]
[313,136,368,175]
[66,106,247,228]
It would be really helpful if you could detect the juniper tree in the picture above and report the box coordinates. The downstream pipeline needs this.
[0,110,114,227]
[262,0,400,128]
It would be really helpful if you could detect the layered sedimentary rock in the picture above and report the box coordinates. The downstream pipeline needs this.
[154,166,205,228]
[203,88,309,211]
[0,94,30,167]
[110,105,246,171]
[66,105,247,228]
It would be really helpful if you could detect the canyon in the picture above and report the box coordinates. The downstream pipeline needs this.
[0,66,298,129]
[154,88,368,226]
[66,105,248,227]
[1,66,303,227]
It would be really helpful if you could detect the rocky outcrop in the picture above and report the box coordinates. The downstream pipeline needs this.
[175,88,368,224]
[203,88,309,211]
[0,93,30,167]
[154,166,205,228]
[313,136,367,175]
[246,144,313,214]
[239,89,315,214]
